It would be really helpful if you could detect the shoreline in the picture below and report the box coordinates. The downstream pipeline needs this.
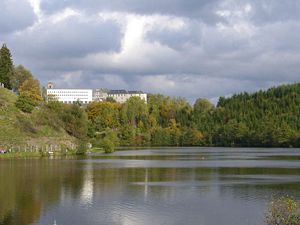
[2,146,299,159]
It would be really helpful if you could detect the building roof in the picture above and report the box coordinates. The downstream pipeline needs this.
[108,90,127,94]
[107,90,145,94]
[128,91,144,94]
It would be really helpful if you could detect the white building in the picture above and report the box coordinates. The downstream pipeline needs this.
[47,83,93,104]
[46,82,147,104]
[93,88,109,101]
[94,89,147,103]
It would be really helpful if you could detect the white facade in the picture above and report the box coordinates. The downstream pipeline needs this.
[93,89,108,102]
[108,92,147,103]
[47,89,93,104]
[94,89,147,103]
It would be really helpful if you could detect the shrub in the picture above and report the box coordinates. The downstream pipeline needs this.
[265,196,299,225]
[75,140,88,155]
[101,138,115,154]
[15,95,37,113]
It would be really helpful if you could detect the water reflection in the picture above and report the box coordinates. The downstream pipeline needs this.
[0,148,299,225]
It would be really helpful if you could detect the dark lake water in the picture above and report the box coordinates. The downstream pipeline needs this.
[0,148,300,225]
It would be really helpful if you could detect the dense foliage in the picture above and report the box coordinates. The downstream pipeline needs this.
[202,84,300,147]
[87,84,300,148]
[87,95,204,148]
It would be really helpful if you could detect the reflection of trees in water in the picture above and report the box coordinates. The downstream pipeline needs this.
[90,167,214,201]
[216,167,300,202]
[1,157,299,225]
[0,158,85,225]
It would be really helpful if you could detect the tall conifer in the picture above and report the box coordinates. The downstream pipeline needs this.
[0,44,13,89]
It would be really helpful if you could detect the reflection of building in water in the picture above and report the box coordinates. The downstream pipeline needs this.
[80,164,94,205]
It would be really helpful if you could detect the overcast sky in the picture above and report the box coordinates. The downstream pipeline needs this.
[1,0,300,103]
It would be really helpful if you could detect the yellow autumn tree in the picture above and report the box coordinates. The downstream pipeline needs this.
[15,77,43,112]
[19,77,43,102]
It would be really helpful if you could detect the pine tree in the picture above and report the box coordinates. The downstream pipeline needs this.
[0,44,13,89]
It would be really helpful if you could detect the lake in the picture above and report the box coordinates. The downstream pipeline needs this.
[0,147,300,225]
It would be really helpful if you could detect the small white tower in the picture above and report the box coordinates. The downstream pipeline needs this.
[47,82,54,89]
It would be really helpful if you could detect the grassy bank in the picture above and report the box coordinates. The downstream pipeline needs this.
[0,87,78,150]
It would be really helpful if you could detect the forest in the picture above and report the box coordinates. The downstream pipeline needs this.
[86,83,300,149]
[1,44,299,151]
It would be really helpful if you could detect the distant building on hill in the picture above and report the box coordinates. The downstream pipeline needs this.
[46,82,147,104]
[46,82,93,104]
[94,89,147,103]
[93,88,109,101]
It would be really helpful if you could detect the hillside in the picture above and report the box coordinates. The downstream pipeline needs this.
[0,87,75,149]
[197,83,300,147]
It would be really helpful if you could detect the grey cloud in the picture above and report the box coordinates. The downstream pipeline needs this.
[250,1,300,24]
[40,0,220,23]
[9,16,122,59]
[0,0,37,34]
[40,0,300,25]
[145,20,203,50]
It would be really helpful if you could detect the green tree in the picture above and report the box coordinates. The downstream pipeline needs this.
[0,44,13,89]
[106,97,116,103]
[121,97,148,127]
[93,128,119,153]
[86,101,120,131]
[194,98,214,114]
[61,104,88,139]
[10,65,33,92]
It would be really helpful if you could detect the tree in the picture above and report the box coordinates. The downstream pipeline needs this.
[106,97,116,103]
[61,104,88,139]
[15,77,42,113]
[194,98,214,114]
[10,65,33,92]
[86,101,120,130]
[0,44,13,89]
[121,97,148,127]
[19,77,43,103]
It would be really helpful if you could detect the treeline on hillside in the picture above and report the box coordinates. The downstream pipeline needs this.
[86,84,300,149]
[1,44,299,150]
[197,84,300,147]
